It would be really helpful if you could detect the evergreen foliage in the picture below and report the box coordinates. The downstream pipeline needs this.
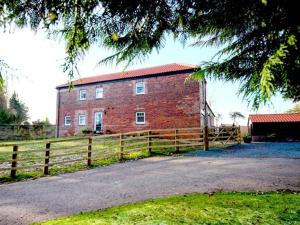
[0,91,28,124]
[1,0,299,108]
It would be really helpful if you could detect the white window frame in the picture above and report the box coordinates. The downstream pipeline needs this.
[135,81,145,95]
[136,112,145,124]
[79,90,87,100]
[95,87,104,99]
[64,116,71,126]
[78,114,86,125]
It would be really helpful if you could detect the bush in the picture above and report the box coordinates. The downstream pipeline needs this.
[243,134,252,143]
[81,128,93,135]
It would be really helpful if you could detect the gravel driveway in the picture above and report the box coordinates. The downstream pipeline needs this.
[0,143,299,225]
[186,142,300,158]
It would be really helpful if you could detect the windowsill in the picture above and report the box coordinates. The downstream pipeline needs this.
[136,122,146,125]
[79,99,87,101]
[96,97,103,99]
[79,124,86,126]
[135,93,145,95]
[65,124,71,126]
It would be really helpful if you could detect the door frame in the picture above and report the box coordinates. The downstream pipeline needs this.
[94,111,103,131]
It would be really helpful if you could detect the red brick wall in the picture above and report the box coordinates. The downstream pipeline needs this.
[57,72,201,136]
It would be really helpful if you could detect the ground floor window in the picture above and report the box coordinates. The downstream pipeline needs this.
[64,116,71,126]
[79,114,86,125]
[136,112,145,124]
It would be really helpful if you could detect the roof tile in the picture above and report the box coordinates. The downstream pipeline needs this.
[57,63,196,88]
[249,113,300,123]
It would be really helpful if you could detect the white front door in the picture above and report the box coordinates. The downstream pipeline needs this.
[94,112,103,133]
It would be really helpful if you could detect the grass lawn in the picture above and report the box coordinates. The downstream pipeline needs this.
[36,192,300,225]
[0,136,199,184]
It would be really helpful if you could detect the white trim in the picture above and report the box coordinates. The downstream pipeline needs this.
[95,87,104,99]
[64,116,71,126]
[136,112,145,124]
[79,90,87,100]
[94,112,103,131]
[135,82,145,95]
[78,114,86,125]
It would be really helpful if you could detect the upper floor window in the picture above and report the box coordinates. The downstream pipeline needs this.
[64,116,71,126]
[136,112,145,124]
[135,82,145,95]
[79,114,86,125]
[96,87,104,99]
[79,90,87,100]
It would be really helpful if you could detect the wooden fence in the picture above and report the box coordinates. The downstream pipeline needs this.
[0,126,241,178]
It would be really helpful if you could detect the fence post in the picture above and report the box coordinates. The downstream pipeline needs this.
[44,142,51,175]
[10,145,18,178]
[119,133,124,161]
[204,126,209,150]
[148,130,152,154]
[87,137,92,166]
[237,126,242,144]
[175,129,179,153]
[200,128,203,145]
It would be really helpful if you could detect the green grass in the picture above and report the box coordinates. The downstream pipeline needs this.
[35,192,300,225]
[0,136,199,184]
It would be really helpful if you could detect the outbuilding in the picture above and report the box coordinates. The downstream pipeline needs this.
[248,113,300,141]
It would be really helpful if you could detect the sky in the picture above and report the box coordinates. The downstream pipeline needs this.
[0,28,295,125]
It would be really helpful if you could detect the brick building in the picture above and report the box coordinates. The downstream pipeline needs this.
[56,63,214,137]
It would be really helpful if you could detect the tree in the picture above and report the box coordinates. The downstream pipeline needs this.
[1,0,299,108]
[0,92,7,110]
[32,117,52,126]
[215,113,222,127]
[0,108,15,124]
[0,60,10,93]
[0,87,12,124]
[286,103,300,113]
[9,92,29,124]
[229,112,245,125]
[0,89,28,125]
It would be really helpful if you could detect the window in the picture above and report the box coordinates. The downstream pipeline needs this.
[136,112,145,124]
[95,87,104,99]
[79,90,87,100]
[135,82,145,95]
[64,116,71,126]
[79,114,86,125]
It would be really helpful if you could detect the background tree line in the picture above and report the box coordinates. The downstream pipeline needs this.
[0,90,29,124]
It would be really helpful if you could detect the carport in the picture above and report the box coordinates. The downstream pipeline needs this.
[248,113,300,141]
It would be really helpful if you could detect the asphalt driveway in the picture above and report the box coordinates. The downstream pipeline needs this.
[0,142,299,225]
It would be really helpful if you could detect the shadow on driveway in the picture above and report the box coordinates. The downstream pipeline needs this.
[185,142,300,159]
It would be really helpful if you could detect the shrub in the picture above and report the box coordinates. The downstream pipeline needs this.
[81,128,93,135]
[243,134,252,143]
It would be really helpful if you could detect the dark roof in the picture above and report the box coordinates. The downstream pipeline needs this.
[249,113,300,123]
[57,63,197,88]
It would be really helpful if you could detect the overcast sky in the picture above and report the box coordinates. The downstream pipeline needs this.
[0,28,295,125]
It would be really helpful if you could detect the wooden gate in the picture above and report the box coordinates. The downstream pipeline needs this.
[209,126,241,146]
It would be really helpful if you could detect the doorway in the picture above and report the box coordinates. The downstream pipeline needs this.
[94,112,103,133]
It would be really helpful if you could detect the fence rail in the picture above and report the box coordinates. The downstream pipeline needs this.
[0,126,241,178]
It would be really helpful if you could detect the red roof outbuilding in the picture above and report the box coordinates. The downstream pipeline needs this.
[249,113,300,123]
[56,63,197,88]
